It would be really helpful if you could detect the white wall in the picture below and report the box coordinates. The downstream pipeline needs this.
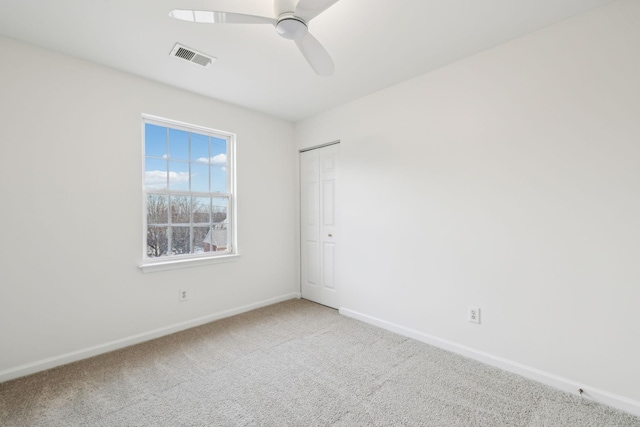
[0,37,298,378]
[296,0,640,412]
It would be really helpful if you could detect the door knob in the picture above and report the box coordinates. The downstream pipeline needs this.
[328,234,333,237]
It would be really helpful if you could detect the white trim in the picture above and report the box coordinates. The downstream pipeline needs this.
[0,293,300,384]
[142,114,235,139]
[339,307,640,418]
[140,253,240,273]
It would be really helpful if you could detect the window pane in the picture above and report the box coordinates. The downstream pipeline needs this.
[191,133,209,163]
[191,163,209,193]
[169,161,189,191]
[192,197,211,224]
[145,124,167,158]
[169,129,189,160]
[171,226,191,255]
[211,137,226,157]
[193,226,210,253]
[147,194,168,225]
[212,197,228,224]
[204,225,228,252]
[210,137,227,193]
[145,158,167,190]
[210,166,227,193]
[170,195,191,224]
[147,226,168,257]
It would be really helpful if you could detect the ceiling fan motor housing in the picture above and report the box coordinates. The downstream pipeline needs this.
[276,15,308,40]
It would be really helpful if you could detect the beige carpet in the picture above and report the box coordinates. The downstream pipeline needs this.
[1,299,638,426]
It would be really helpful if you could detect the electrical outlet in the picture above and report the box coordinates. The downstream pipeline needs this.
[179,290,188,302]
[468,306,480,324]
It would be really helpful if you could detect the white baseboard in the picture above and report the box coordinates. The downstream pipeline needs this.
[0,292,301,383]
[339,307,640,418]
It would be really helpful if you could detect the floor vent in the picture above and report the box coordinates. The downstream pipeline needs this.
[170,43,215,68]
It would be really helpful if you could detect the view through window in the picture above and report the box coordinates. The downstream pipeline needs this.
[143,116,234,261]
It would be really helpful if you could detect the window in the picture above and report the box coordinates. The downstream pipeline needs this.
[142,115,236,268]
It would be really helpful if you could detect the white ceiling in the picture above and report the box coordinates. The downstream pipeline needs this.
[0,0,616,121]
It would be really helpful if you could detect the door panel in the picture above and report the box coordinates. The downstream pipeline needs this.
[306,242,319,285]
[323,180,335,225]
[323,242,335,289]
[306,182,317,224]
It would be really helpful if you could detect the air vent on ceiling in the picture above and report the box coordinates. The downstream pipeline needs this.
[170,43,216,68]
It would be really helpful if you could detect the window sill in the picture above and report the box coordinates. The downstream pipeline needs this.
[139,253,241,273]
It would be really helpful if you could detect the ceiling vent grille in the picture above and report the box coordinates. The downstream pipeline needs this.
[170,43,215,68]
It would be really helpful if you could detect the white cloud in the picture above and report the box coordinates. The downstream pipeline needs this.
[145,170,167,185]
[145,170,189,189]
[196,153,227,166]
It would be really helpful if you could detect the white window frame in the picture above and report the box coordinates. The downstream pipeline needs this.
[139,114,238,273]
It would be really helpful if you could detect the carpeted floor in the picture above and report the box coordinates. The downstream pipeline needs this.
[1,299,639,426]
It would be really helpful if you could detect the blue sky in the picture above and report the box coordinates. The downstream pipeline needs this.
[144,123,228,193]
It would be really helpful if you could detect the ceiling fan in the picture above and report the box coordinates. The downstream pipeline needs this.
[169,0,339,76]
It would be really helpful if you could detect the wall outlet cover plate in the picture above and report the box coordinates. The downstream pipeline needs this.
[468,306,480,324]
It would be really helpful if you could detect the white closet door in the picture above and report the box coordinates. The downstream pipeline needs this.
[300,143,339,308]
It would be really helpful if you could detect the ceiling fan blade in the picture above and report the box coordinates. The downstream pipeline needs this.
[169,10,276,25]
[295,0,339,21]
[295,33,334,76]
